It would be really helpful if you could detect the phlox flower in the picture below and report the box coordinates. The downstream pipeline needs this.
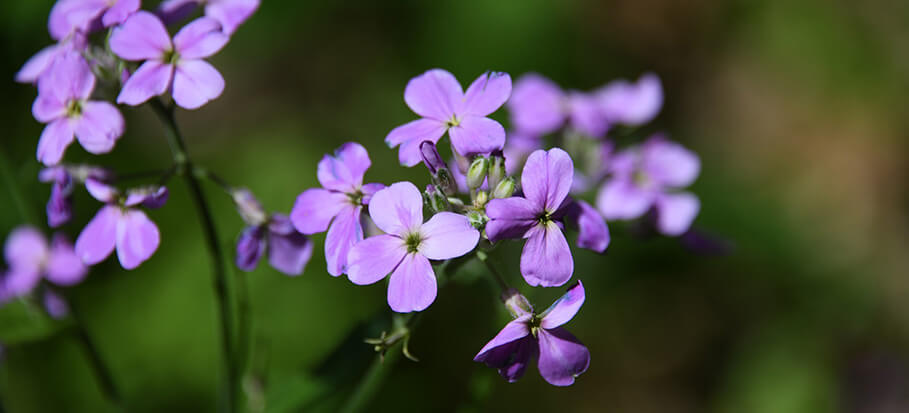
[75,179,167,270]
[110,12,229,109]
[346,182,480,312]
[475,281,590,386]
[32,51,125,166]
[233,189,313,276]
[386,69,512,166]
[48,0,140,41]
[157,0,260,35]
[598,73,663,127]
[596,134,700,236]
[1,227,86,301]
[291,143,384,276]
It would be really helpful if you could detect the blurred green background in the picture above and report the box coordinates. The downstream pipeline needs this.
[2,0,909,412]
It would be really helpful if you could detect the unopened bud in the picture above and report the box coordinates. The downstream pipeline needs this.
[466,210,489,230]
[466,157,489,190]
[492,177,516,199]
[232,188,268,225]
[419,141,445,175]
[487,151,506,190]
[473,190,489,208]
[501,288,533,318]
[423,185,450,212]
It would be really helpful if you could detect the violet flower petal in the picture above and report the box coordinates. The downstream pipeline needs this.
[16,45,59,84]
[37,119,76,166]
[235,226,265,271]
[43,290,70,319]
[4,227,48,271]
[346,234,406,285]
[474,315,532,360]
[173,17,229,59]
[386,253,436,313]
[448,115,506,157]
[460,71,512,117]
[520,222,573,287]
[290,188,348,235]
[3,267,43,298]
[507,73,565,136]
[115,209,160,270]
[316,142,371,193]
[84,178,118,203]
[404,69,461,121]
[45,234,88,286]
[76,205,120,265]
[267,226,313,276]
[74,101,124,154]
[324,205,363,276]
[117,61,174,106]
[359,183,385,205]
[205,0,260,35]
[102,0,140,27]
[484,197,538,242]
[172,60,225,109]
[385,118,446,167]
[539,281,585,329]
[596,178,655,221]
[536,327,590,386]
[521,148,573,212]
[47,182,73,228]
[32,91,65,124]
[654,192,700,236]
[367,182,423,236]
[156,0,199,24]
[567,91,609,137]
[418,212,479,260]
[109,11,173,61]
[641,136,700,188]
[600,72,662,126]
[565,200,610,253]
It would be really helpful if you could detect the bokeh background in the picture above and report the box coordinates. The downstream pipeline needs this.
[2,0,909,412]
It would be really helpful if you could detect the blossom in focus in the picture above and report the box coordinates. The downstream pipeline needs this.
[234,189,313,276]
[386,69,512,166]
[598,73,663,127]
[596,134,700,236]
[475,281,590,386]
[1,227,87,301]
[486,148,576,287]
[291,143,384,276]
[48,0,140,41]
[32,52,125,166]
[110,12,229,109]
[75,179,166,270]
[157,0,260,35]
[346,182,480,312]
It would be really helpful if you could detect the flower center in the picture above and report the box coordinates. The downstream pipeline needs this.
[65,99,83,117]
[347,190,364,206]
[404,232,423,253]
[163,48,181,65]
[528,314,542,338]
[537,211,553,226]
[445,115,460,128]
[633,170,652,188]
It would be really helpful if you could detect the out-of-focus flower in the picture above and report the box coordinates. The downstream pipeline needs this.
[233,189,313,276]
[43,289,70,319]
[347,182,479,312]
[110,12,229,109]
[598,73,663,126]
[291,143,384,276]
[1,227,87,301]
[32,52,124,165]
[596,134,700,236]
[507,73,565,136]
[157,0,259,35]
[48,0,140,41]
[486,148,575,287]
[475,281,590,386]
[386,69,512,166]
[15,33,87,84]
[75,179,165,269]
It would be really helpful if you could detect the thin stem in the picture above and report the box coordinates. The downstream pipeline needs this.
[69,299,123,409]
[338,349,400,413]
[0,146,39,226]
[475,250,509,292]
[150,98,240,413]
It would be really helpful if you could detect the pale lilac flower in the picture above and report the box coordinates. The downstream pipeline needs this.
[15,33,87,84]
[566,91,609,137]
[386,69,512,166]
[502,131,542,176]
[291,143,384,276]
[32,51,124,166]
[233,189,313,276]
[346,182,480,312]
[48,0,140,41]
[598,73,663,126]
[157,0,260,35]
[475,281,590,386]
[1,227,87,301]
[507,73,565,136]
[485,148,575,287]
[75,179,165,270]
[110,12,229,109]
[596,134,700,236]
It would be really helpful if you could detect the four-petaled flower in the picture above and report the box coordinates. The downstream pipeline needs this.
[157,0,260,35]
[291,143,385,276]
[234,189,313,276]
[1,227,87,301]
[386,69,512,166]
[475,281,590,386]
[596,134,700,236]
[347,182,480,312]
[32,51,125,166]
[75,179,167,270]
[111,11,229,109]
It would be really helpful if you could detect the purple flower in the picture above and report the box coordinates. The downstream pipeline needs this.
[233,189,313,276]
[75,179,165,270]
[386,69,512,166]
[39,166,74,227]
[598,73,663,126]
[15,33,87,84]
[110,12,229,109]
[596,135,700,236]
[32,51,125,166]
[157,0,260,35]
[486,148,575,287]
[475,281,590,386]
[566,91,609,137]
[1,227,87,301]
[291,143,384,276]
[346,182,480,312]
[564,200,610,253]
[48,0,140,41]
[502,131,542,176]
[507,73,565,136]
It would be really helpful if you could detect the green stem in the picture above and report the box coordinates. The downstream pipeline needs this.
[69,298,123,410]
[0,145,39,226]
[338,349,401,413]
[150,98,240,413]
[476,250,509,292]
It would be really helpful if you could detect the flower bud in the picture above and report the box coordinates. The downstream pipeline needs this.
[423,185,450,213]
[419,141,445,175]
[466,156,489,190]
[232,188,268,226]
[473,190,489,208]
[492,177,516,199]
[501,288,533,318]
[487,151,506,190]
[467,210,488,230]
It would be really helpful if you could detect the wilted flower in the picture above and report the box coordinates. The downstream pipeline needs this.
[1,227,86,301]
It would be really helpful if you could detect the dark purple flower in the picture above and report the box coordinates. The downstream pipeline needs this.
[110,12,229,109]
[347,182,480,312]
[598,73,663,126]
[75,179,164,270]
[596,134,700,236]
[475,281,590,386]
[157,0,259,35]
[1,227,87,301]
[386,69,512,166]
[291,143,384,276]
[48,0,140,41]
[486,148,575,287]
[32,51,125,165]
[234,189,313,276]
